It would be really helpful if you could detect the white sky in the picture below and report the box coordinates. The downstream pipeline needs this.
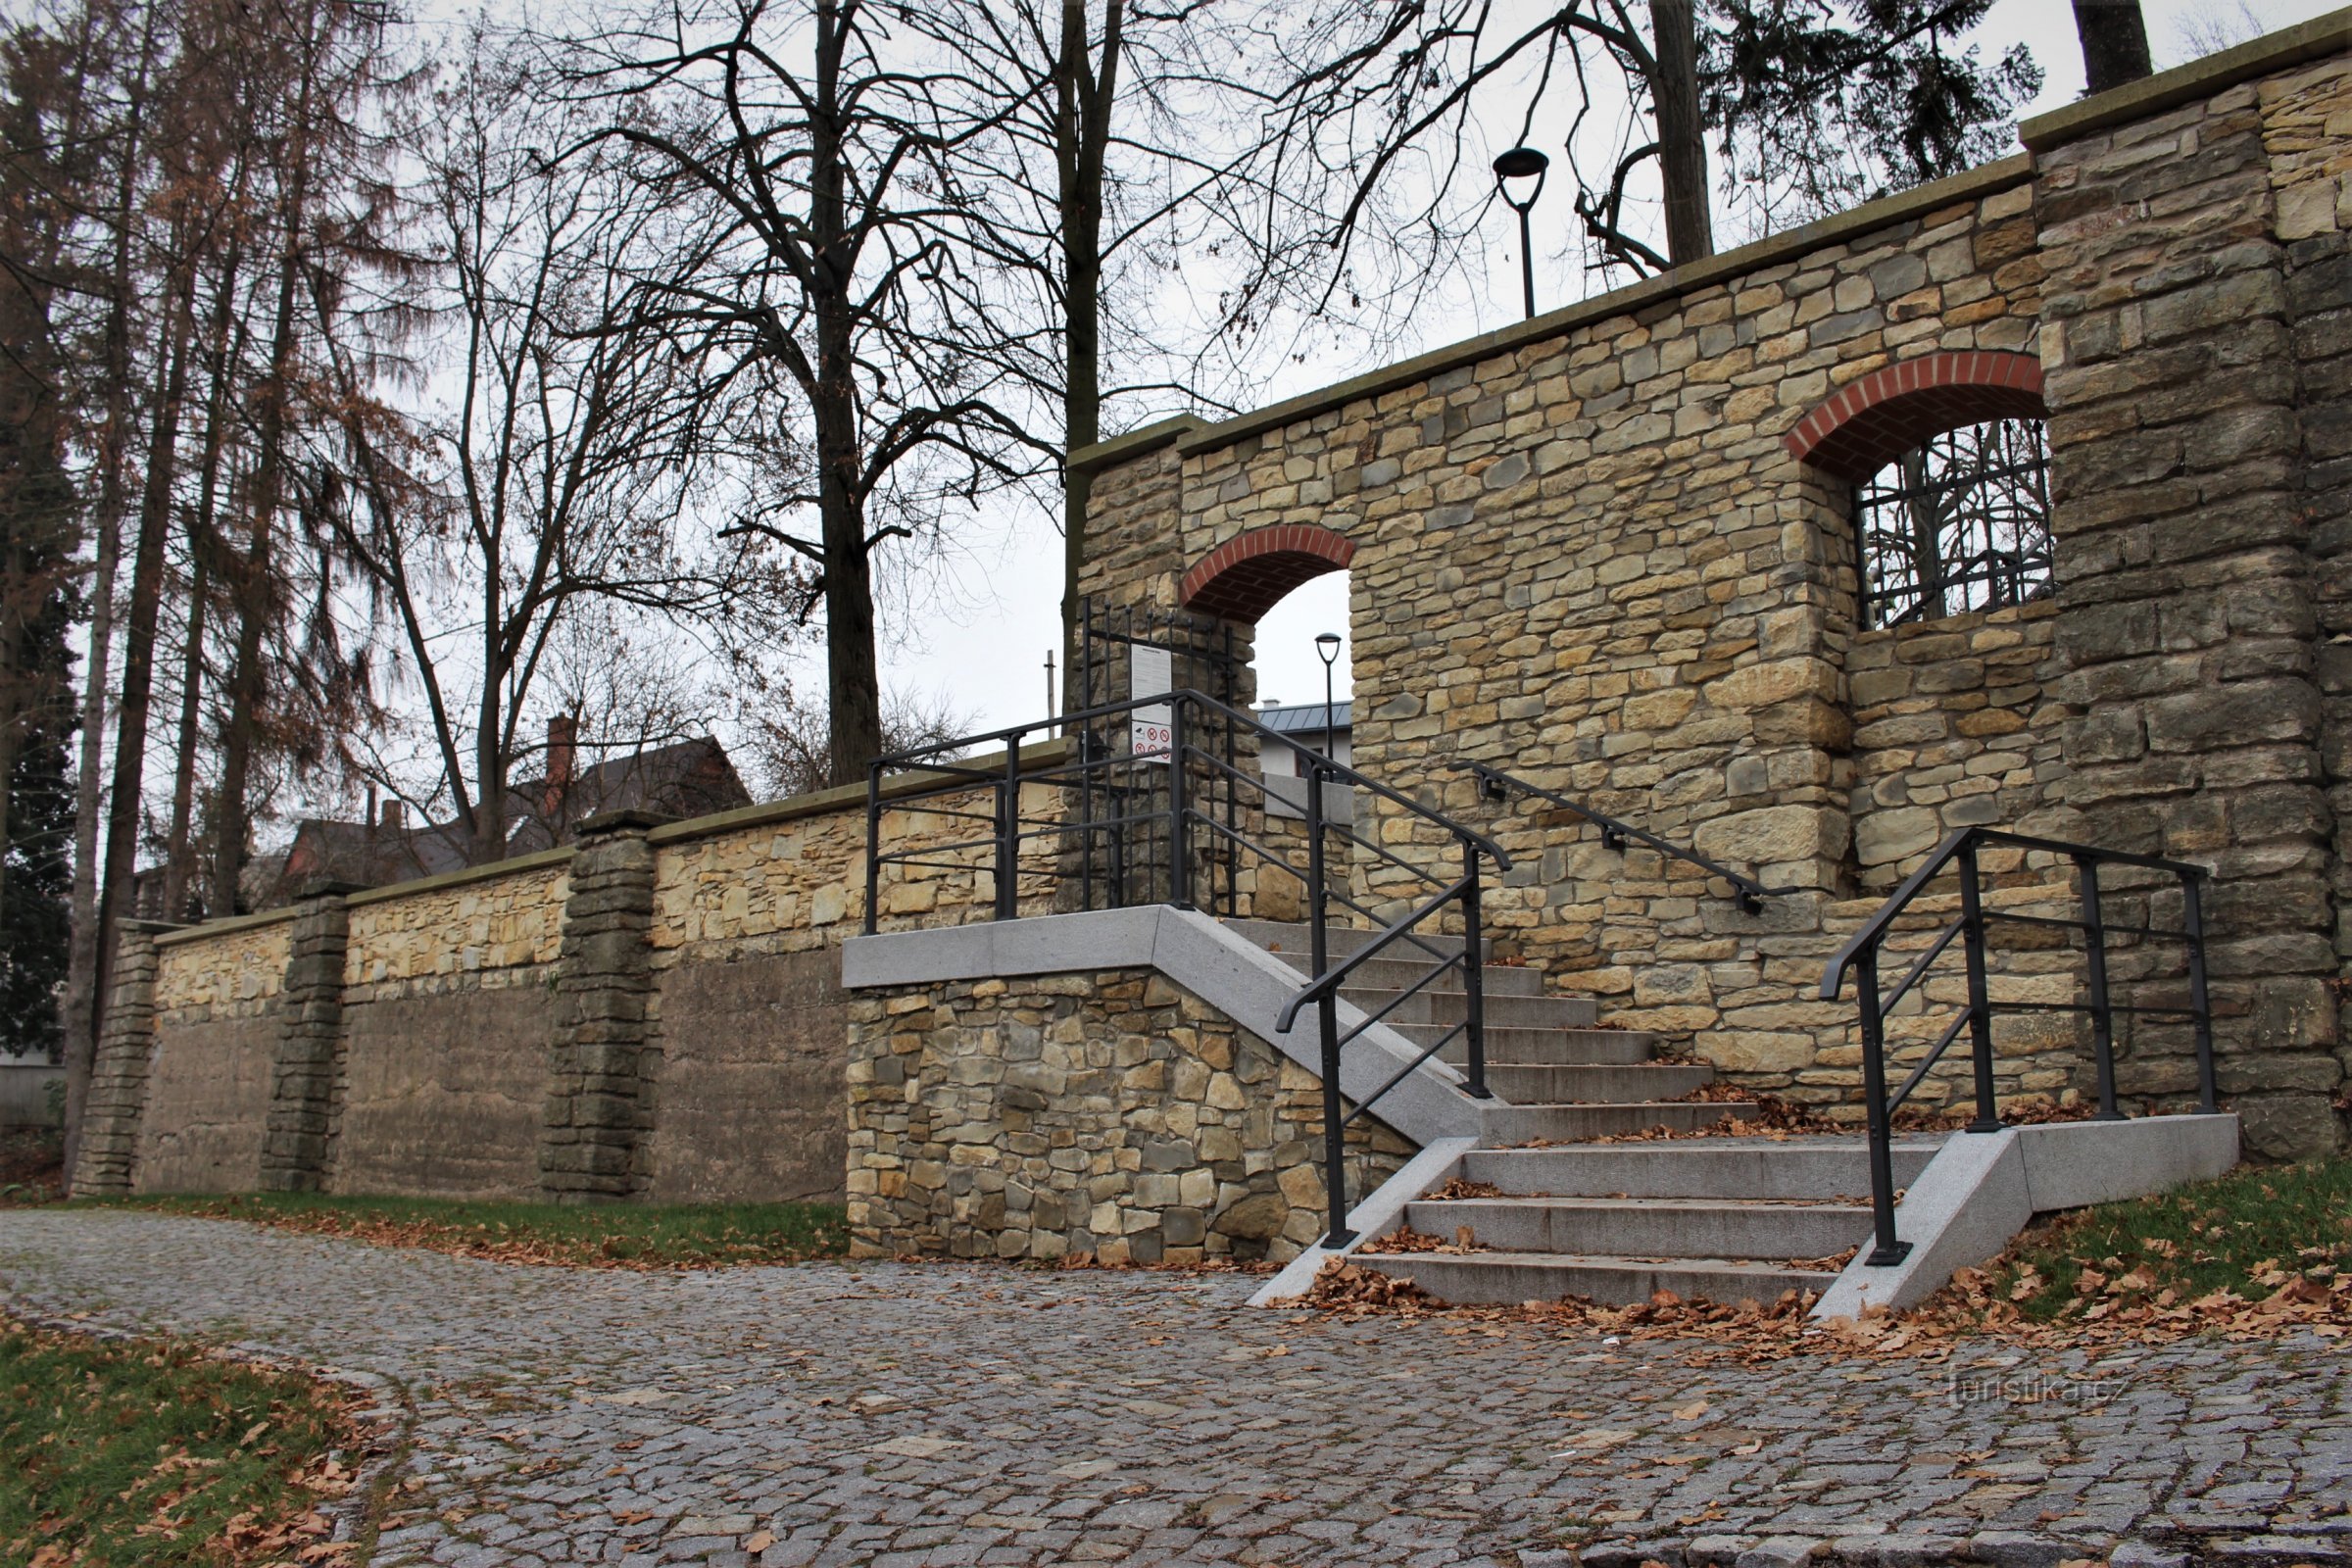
[872,0,2342,738]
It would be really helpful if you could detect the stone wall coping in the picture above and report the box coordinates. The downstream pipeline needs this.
[1064,155,2033,475]
[153,908,295,949]
[1065,414,1208,478]
[2019,7,2352,152]
[153,735,1072,950]
[842,905,1492,1145]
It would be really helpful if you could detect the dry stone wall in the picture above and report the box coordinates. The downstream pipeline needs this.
[844,968,1413,1263]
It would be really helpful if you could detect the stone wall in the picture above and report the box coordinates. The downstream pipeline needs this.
[844,968,1413,1263]
[1069,25,2352,1155]
[86,759,1046,1201]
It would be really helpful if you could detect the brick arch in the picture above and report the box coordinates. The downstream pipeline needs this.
[1178,523,1356,622]
[1784,350,2048,482]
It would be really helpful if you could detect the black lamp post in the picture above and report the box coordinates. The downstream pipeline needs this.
[1493,146,1549,320]
[1315,631,1342,777]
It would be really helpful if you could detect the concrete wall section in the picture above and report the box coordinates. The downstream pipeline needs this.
[649,949,847,1204]
[130,918,288,1194]
[330,981,555,1199]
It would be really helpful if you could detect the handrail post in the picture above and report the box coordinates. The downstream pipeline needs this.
[1459,838,1492,1100]
[2077,855,2123,1121]
[1856,946,1911,1266]
[2182,870,2219,1114]
[1957,836,2000,1133]
[864,760,883,936]
[1167,699,1192,909]
[997,731,1024,921]
[1305,761,1352,1247]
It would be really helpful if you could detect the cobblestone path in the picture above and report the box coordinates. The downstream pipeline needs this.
[2,1210,2345,1567]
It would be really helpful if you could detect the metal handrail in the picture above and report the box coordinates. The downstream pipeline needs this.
[1818,824,2216,1267]
[865,685,1510,1250]
[1458,760,1791,913]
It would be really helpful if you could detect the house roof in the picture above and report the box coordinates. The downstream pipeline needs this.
[1253,701,1352,735]
[504,737,750,855]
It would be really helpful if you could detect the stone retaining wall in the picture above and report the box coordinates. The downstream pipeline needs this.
[76,758,1049,1200]
[845,968,1413,1263]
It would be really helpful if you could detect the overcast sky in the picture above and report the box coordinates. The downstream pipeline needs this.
[868,0,2341,740]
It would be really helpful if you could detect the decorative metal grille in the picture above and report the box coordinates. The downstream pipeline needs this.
[1853,418,2053,629]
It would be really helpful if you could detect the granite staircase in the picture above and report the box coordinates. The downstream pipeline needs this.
[1228,918,1937,1308]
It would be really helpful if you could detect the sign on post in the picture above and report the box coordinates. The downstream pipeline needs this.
[1130,645,1172,762]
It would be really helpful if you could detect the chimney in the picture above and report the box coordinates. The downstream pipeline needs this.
[379,799,405,832]
[545,715,578,818]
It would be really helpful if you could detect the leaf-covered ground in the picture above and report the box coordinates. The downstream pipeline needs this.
[0,1315,362,1567]
[69,1192,850,1269]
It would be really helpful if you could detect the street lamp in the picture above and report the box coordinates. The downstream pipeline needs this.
[1493,146,1549,321]
[1315,632,1343,768]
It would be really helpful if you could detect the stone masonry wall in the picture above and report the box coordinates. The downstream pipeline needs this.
[845,968,1414,1264]
[99,767,1039,1202]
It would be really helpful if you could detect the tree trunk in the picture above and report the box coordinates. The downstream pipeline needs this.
[97,277,196,950]
[1649,0,1714,267]
[811,4,883,787]
[213,0,319,915]
[1056,0,1120,704]
[160,549,206,921]
[2070,0,2154,95]
[62,2,162,1184]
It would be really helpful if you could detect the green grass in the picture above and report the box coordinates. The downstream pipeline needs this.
[74,1191,850,1268]
[0,1315,350,1566]
[1987,1155,2352,1322]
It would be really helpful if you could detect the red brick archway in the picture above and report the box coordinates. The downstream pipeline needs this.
[1178,523,1356,622]
[1785,350,2048,482]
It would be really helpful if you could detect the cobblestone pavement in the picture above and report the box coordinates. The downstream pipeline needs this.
[2,1211,2346,1567]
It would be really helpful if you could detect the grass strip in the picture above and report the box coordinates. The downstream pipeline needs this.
[73,1191,849,1269]
[0,1314,361,1567]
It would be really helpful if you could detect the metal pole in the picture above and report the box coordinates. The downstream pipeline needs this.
[2183,871,2219,1114]
[1957,838,2001,1133]
[2077,856,2123,1122]
[863,760,882,935]
[1856,947,1911,1266]
[997,731,1023,921]
[1306,761,1352,1248]
[1167,698,1191,909]
[1460,839,1492,1100]
[1517,204,1536,320]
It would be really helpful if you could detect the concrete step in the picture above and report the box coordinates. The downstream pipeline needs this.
[1354,1250,1839,1308]
[1339,988,1595,1031]
[1484,1062,1712,1103]
[1476,1102,1759,1143]
[1268,952,1546,998]
[1403,1196,1872,1260]
[1222,917,1481,963]
[1425,1026,1658,1066]
[1464,1138,1945,1199]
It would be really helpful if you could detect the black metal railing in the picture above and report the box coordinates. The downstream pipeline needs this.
[1819,826,2216,1267]
[865,688,1510,1248]
[1459,760,1792,913]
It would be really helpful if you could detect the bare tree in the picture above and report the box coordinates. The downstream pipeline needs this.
[561,0,1029,786]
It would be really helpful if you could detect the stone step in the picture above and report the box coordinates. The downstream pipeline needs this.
[1464,1138,1944,1199]
[1338,988,1594,1031]
[1402,1196,1872,1260]
[1425,1026,1658,1066]
[1268,951,1546,998]
[1353,1250,1839,1308]
[1475,1102,1759,1143]
[1483,1062,1712,1103]
[1221,917,1482,963]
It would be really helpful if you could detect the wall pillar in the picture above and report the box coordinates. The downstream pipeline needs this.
[538,810,664,1201]
[70,922,172,1194]
[258,884,358,1191]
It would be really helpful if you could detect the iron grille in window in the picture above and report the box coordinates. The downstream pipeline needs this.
[1853,418,2052,629]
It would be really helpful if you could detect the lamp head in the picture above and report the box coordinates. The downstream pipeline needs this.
[1315,632,1342,666]
[1493,146,1549,182]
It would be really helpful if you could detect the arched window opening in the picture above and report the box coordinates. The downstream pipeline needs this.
[1852,417,2051,629]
